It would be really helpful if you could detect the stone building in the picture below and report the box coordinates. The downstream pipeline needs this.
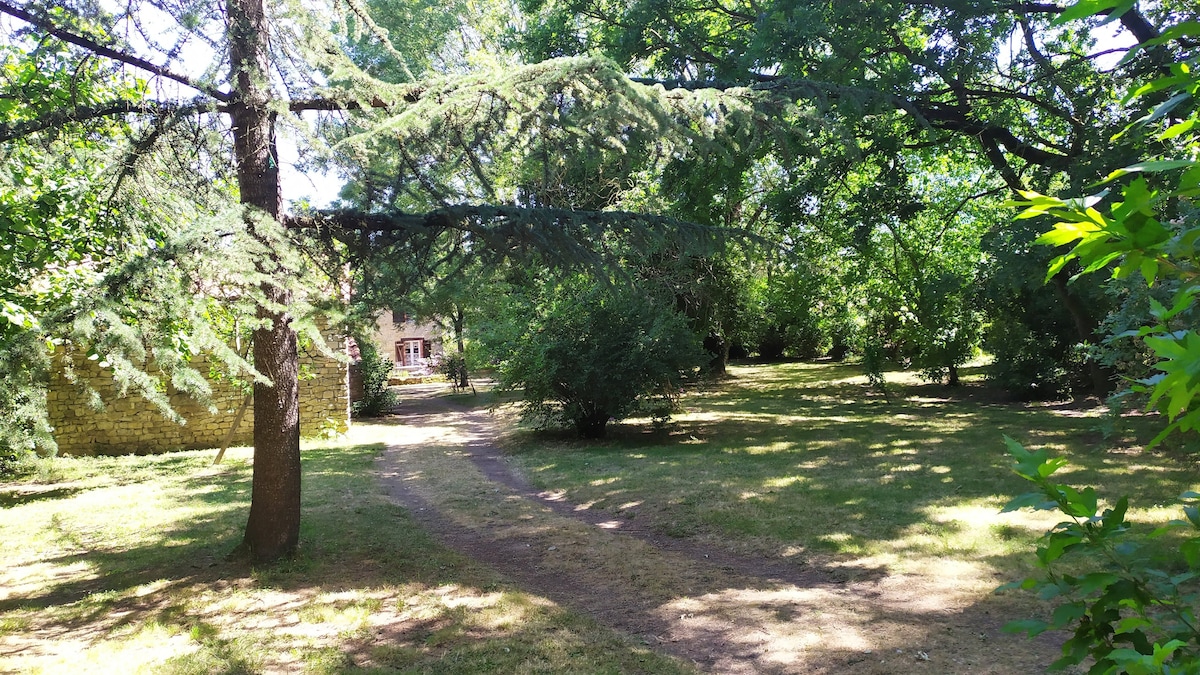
[47,333,350,456]
[372,310,443,376]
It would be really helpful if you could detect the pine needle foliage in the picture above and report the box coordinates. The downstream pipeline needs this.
[0,0,798,547]
[333,55,783,211]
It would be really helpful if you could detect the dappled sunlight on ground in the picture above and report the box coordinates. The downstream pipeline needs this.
[4,622,200,674]
[366,386,1083,673]
[4,362,1189,673]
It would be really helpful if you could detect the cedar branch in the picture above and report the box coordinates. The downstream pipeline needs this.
[0,0,232,102]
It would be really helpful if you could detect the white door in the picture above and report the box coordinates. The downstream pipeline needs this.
[403,340,422,366]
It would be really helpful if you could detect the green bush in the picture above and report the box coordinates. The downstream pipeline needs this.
[1001,440,1200,673]
[351,342,398,418]
[979,218,1108,400]
[0,329,55,477]
[495,278,704,438]
[439,352,471,392]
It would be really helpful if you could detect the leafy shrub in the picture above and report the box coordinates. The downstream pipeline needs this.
[984,319,1084,399]
[979,216,1111,399]
[351,341,397,417]
[0,329,55,477]
[1001,439,1200,673]
[494,278,704,438]
[438,353,470,392]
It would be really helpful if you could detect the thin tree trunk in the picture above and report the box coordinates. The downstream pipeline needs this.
[1051,271,1114,397]
[227,0,301,562]
[453,304,468,390]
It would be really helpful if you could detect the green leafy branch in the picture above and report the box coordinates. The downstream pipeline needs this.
[1007,17,1200,447]
[1000,6,1200,674]
[1001,437,1200,674]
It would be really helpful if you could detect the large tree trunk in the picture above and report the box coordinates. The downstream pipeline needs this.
[704,332,730,376]
[227,0,301,562]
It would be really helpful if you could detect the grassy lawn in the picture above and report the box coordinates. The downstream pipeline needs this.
[4,360,1196,673]
[502,360,1198,588]
[0,441,684,674]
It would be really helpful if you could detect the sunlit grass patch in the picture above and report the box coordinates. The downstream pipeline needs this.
[0,438,691,673]
[503,360,1195,583]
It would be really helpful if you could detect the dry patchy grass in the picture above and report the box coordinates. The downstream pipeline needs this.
[493,361,1199,665]
[0,439,685,674]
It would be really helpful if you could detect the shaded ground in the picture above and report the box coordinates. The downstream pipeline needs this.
[370,384,1065,674]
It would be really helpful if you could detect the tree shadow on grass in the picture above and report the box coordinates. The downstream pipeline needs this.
[500,362,1195,604]
[0,466,251,619]
[3,441,691,673]
[367,364,1190,672]
[0,485,85,508]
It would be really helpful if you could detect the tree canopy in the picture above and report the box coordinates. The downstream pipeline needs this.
[3,0,1199,565]
[0,0,732,561]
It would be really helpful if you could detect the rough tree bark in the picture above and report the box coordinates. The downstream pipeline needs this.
[452,304,469,390]
[226,0,301,562]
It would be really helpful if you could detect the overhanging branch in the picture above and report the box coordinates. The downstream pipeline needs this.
[291,204,720,238]
[0,99,218,142]
[0,0,231,102]
[633,75,1074,170]
[289,204,732,269]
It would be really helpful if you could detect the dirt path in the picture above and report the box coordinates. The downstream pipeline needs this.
[369,386,1061,674]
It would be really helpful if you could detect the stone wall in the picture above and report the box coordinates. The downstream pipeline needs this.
[47,337,350,456]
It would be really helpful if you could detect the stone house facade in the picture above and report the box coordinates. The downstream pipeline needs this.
[373,310,443,376]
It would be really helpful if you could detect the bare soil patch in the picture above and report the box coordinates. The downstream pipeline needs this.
[370,385,1064,673]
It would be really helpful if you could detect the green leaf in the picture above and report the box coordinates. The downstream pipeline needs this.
[1156,21,1200,42]
[1079,250,1123,275]
[1142,91,1192,125]
[1076,572,1118,595]
[1039,582,1066,600]
[1104,160,1196,182]
[1037,226,1090,247]
[1039,456,1070,478]
[1114,616,1152,635]
[1058,485,1098,518]
[1125,74,1194,104]
[1159,118,1197,141]
[1139,258,1158,286]
[1040,530,1086,565]
[1101,497,1128,534]
[1005,436,1039,477]
[1050,601,1087,627]
[1003,491,1059,512]
[1185,505,1200,528]
[1003,618,1049,636]
[1045,253,1074,281]
[1152,639,1187,667]
[1162,289,1199,320]
[1051,0,1123,26]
